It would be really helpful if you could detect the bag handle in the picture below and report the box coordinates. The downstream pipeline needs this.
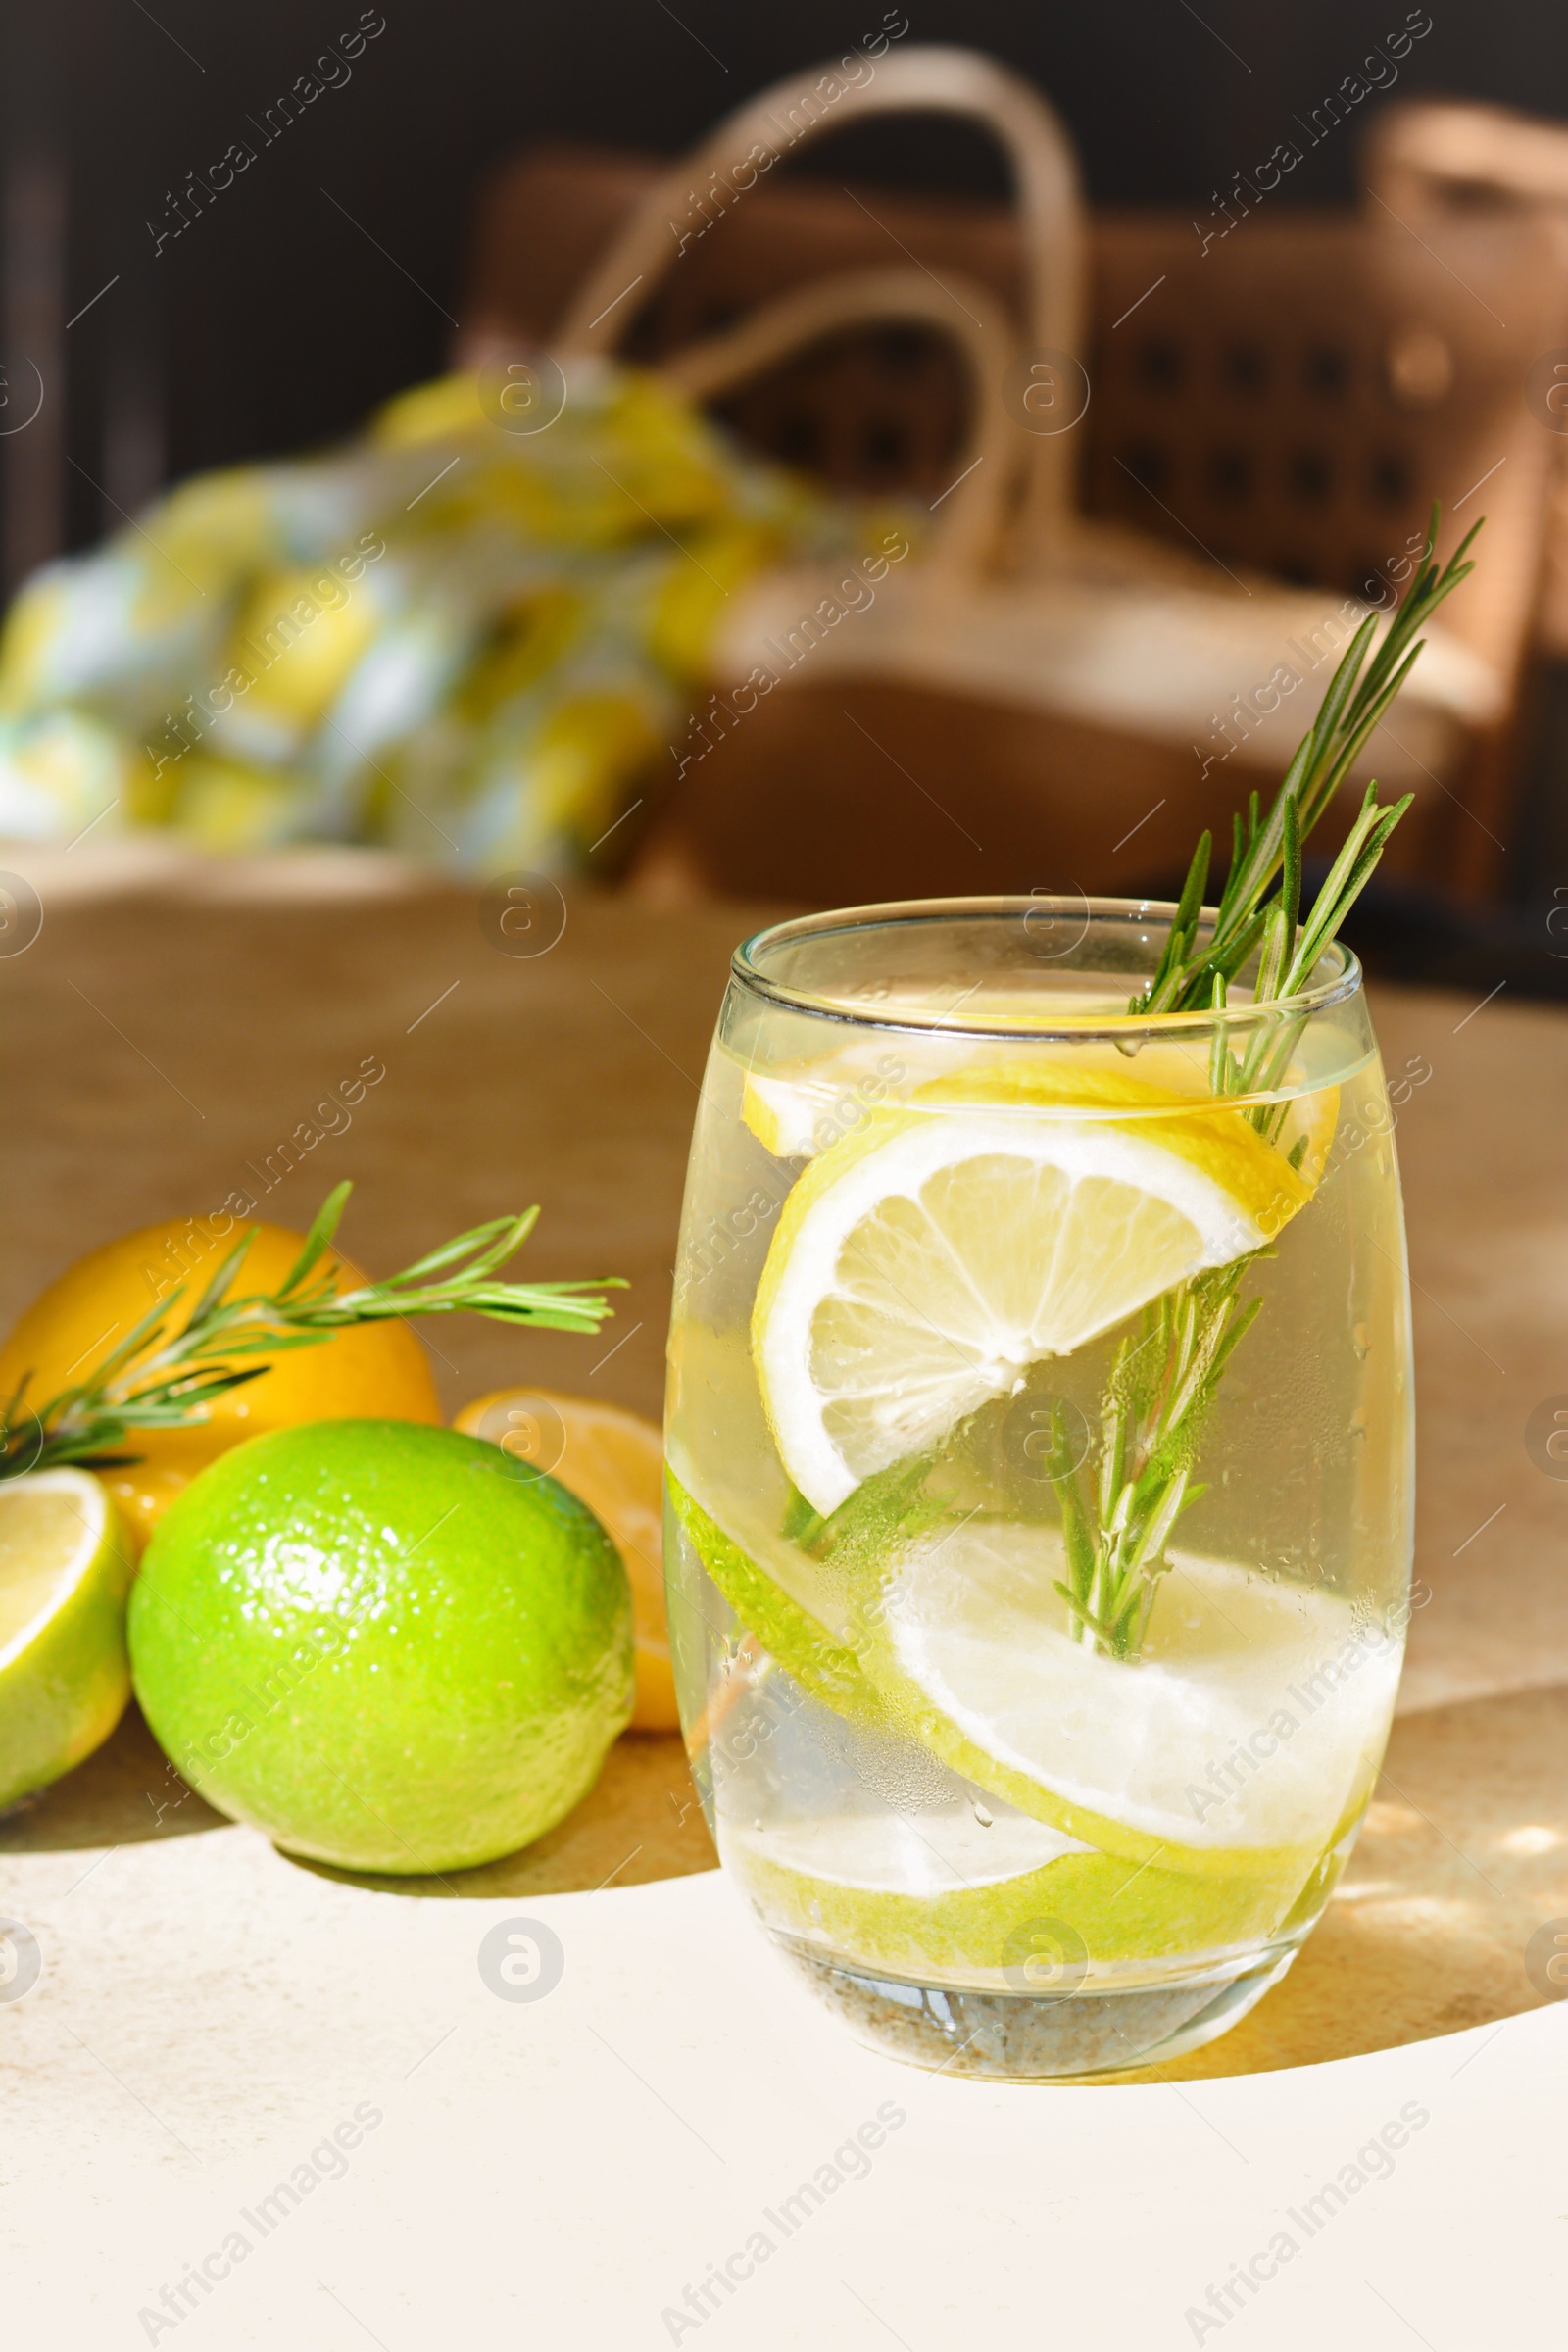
[555,43,1084,557]
[661,265,1015,575]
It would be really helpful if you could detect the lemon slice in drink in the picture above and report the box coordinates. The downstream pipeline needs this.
[0,1469,133,1810]
[742,1069,852,1161]
[752,1062,1310,1516]
[741,1044,906,1161]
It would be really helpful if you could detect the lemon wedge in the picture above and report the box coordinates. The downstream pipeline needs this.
[742,1072,831,1160]
[740,1045,906,1161]
[752,1060,1310,1515]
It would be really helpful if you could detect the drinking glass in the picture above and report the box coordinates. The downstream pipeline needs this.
[664,899,1411,2080]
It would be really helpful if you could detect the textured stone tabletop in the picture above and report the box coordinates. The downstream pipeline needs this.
[1,844,1564,2346]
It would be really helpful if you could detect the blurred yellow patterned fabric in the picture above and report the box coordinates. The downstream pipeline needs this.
[0,363,886,871]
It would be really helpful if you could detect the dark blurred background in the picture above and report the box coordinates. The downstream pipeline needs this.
[5,0,1564,564]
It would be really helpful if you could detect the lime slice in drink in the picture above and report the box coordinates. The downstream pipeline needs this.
[0,1469,133,1810]
[667,1477,1369,1902]
[666,1472,887,1727]
[752,1061,1309,1516]
[721,1806,1308,1985]
[872,1518,1399,1876]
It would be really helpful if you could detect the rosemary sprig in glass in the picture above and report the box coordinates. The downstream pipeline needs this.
[0,1180,622,1481]
[1047,1260,1258,1659]
[1130,510,1481,1025]
[1049,509,1479,1658]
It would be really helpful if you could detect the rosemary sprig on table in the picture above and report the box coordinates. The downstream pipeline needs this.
[0,1180,622,1480]
[1050,509,1480,1657]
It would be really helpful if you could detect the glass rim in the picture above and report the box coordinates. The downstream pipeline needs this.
[731,896,1362,1041]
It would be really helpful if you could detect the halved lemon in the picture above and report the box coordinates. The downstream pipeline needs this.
[454,1388,677,1732]
[0,1468,133,1809]
[752,1061,1310,1516]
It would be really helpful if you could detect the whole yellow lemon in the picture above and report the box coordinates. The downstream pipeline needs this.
[0,1216,441,1550]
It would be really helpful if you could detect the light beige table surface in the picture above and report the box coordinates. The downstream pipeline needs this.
[2,842,1566,2086]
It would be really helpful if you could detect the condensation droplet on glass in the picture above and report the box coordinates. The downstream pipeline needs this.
[1351,1322,1372,1361]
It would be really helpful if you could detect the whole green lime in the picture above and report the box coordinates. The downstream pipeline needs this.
[127,1419,633,1873]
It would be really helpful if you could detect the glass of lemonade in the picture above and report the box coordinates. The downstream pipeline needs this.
[664,898,1412,2080]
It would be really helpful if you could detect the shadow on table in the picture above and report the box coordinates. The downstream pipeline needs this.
[290,1733,716,1898]
[8,1688,1564,2073]
[1141,1680,1568,2081]
[0,1705,229,1850]
[0,1704,715,1895]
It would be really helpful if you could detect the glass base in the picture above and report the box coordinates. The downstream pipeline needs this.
[771,1932,1303,2081]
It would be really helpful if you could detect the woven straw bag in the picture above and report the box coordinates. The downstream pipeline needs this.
[541,48,1497,897]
